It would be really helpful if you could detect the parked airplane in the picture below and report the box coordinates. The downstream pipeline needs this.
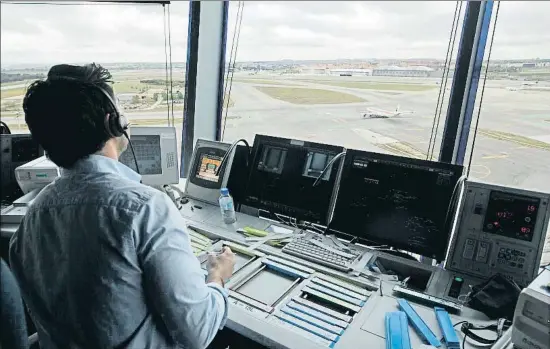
[361,105,414,119]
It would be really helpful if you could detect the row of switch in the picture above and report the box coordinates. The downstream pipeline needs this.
[462,238,490,262]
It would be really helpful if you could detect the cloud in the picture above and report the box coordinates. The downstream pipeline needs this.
[1,1,548,65]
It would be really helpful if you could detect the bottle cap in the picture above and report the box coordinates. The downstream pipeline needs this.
[220,188,229,195]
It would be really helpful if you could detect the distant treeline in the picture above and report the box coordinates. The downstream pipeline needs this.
[1,72,45,83]
[140,79,185,85]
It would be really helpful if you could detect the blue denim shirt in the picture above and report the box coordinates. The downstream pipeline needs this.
[9,155,228,349]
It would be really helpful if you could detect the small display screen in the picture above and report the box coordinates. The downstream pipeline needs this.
[196,154,222,183]
[483,191,540,242]
[120,135,162,175]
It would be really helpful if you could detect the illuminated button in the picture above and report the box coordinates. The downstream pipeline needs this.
[462,239,477,260]
[476,242,490,262]
[454,277,463,282]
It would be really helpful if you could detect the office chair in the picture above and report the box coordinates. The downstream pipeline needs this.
[0,258,39,349]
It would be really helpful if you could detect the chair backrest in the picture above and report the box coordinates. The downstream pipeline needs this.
[0,258,30,349]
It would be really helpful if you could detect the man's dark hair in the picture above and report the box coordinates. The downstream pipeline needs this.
[23,63,117,168]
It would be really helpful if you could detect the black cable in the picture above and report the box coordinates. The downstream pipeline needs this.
[428,0,463,160]
[221,1,241,130]
[221,1,245,141]
[467,1,500,177]
[427,0,461,160]
[163,4,171,126]
[442,175,467,242]
[123,131,140,175]
[459,320,511,348]
[312,151,346,187]
[215,138,250,176]
[167,3,175,126]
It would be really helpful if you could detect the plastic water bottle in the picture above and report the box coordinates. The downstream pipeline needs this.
[219,188,236,224]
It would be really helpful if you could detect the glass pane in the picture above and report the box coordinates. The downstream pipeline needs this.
[222,1,464,163]
[1,1,188,166]
[467,2,550,265]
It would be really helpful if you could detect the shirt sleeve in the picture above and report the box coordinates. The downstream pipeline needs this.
[133,191,228,349]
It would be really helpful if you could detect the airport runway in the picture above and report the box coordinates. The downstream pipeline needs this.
[221,78,550,193]
[219,76,550,264]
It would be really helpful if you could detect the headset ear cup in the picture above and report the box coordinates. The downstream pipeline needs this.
[110,112,123,137]
[104,113,115,138]
[105,112,124,138]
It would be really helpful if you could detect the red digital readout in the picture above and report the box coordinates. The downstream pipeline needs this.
[527,205,536,213]
[496,211,513,218]
[521,227,531,234]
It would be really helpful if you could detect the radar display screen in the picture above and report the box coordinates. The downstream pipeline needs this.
[330,149,463,260]
[196,154,222,183]
[483,191,540,242]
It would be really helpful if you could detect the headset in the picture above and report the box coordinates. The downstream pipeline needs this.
[95,85,140,174]
[95,86,129,139]
[48,76,140,174]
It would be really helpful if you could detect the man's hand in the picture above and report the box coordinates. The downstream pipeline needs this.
[206,246,236,286]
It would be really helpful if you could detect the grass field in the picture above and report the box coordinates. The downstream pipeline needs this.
[298,80,438,92]
[254,86,366,104]
[113,80,147,93]
[0,87,27,99]
[1,80,31,87]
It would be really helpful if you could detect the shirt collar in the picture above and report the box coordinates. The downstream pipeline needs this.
[62,154,141,183]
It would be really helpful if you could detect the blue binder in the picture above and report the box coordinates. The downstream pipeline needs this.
[397,299,441,347]
[385,311,412,349]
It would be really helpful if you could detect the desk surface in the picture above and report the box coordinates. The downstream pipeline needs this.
[0,195,514,349]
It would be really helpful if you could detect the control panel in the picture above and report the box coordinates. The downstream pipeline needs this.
[446,180,550,287]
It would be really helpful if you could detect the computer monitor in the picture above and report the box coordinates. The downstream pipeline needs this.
[330,149,464,260]
[119,126,179,186]
[1,134,44,204]
[243,134,344,225]
[185,139,235,205]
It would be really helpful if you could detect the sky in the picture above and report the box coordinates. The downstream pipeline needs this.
[1,1,548,65]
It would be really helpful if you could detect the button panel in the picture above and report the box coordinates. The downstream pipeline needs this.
[462,239,477,260]
[475,241,490,262]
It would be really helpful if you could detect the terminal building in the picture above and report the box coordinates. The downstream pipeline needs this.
[372,66,434,77]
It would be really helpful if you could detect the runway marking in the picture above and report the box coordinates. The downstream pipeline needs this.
[478,129,550,151]
[469,164,491,179]
[352,128,426,159]
[332,118,346,124]
[481,153,508,160]
[404,128,423,132]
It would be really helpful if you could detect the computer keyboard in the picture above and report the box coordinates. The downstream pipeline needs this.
[282,236,361,271]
